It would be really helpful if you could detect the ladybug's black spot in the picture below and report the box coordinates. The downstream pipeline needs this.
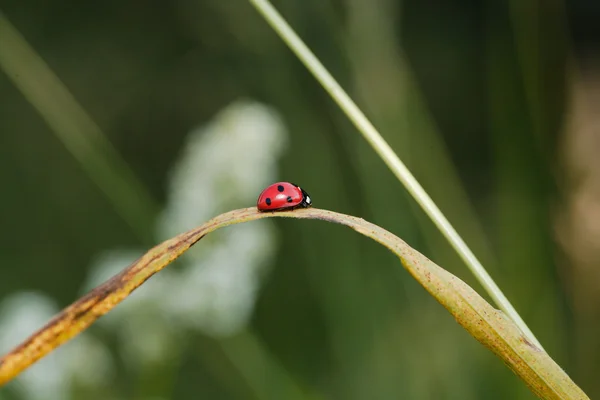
[265,198,271,206]
[277,185,284,192]
[287,196,293,203]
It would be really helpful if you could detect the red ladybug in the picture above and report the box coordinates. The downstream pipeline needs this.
[257,182,312,212]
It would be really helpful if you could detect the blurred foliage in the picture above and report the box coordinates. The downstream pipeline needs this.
[0,0,598,399]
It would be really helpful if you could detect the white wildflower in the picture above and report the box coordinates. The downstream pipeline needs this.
[76,99,288,372]
[157,100,288,238]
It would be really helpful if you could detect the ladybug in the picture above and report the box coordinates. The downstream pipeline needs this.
[257,182,312,212]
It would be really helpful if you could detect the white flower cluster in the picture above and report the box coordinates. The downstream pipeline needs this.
[0,292,113,400]
[0,100,289,400]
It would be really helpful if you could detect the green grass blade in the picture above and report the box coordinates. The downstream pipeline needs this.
[0,11,159,242]
[247,0,543,350]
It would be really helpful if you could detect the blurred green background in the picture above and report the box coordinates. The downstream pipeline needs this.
[0,0,599,399]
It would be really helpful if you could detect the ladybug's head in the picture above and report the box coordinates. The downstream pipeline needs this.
[300,187,312,208]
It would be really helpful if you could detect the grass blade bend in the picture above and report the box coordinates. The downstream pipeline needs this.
[0,208,587,398]
[247,0,543,350]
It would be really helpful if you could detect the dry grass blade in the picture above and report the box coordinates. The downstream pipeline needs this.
[0,208,589,399]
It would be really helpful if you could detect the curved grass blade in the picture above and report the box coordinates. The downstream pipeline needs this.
[0,208,588,399]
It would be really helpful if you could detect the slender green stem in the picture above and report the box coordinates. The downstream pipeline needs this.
[248,0,543,350]
[0,11,159,243]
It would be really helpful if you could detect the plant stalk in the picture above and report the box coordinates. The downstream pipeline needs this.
[248,0,543,350]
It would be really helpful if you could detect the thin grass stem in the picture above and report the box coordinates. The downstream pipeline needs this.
[248,0,543,350]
